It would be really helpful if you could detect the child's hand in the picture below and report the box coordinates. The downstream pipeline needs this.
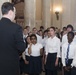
[29,43,32,46]
[24,60,29,64]
[64,66,70,71]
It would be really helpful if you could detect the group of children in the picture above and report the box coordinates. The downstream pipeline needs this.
[20,25,76,75]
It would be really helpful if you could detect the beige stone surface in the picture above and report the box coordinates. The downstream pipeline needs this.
[24,0,36,30]
[42,0,52,29]
[0,0,76,30]
[62,0,76,29]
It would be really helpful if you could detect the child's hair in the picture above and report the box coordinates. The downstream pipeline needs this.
[67,31,74,38]
[49,26,56,31]
[67,24,73,31]
[26,35,30,40]
[30,34,37,40]
[26,35,30,48]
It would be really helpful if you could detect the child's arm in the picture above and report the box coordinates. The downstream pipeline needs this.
[28,43,32,55]
[40,48,43,56]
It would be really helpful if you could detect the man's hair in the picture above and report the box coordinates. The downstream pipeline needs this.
[1,2,14,15]
[67,24,73,31]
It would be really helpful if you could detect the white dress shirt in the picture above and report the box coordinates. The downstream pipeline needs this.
[31,43,43,56]
[42,36,48,47]
[45,36,60,57]
[71,46,76,67]
[62,42,76,66]
[62,34,67,45]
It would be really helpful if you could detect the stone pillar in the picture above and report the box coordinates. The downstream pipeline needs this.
[62,0,71,28]
[24,0,36,30]
[70,0,76,30]
[62,0,76,30]
[42,0,52,29]
[0,0,11,19]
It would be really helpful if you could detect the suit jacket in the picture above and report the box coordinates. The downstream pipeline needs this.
[0,18,26,75]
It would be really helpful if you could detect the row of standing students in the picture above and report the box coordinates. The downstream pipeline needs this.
[20,27,61,75]
[62,25,76,75]
[20,25,76,75]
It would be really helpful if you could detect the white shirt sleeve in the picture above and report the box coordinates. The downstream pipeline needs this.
[39,43,43,49]
[45,40,49,55]
[62,45,66,66]
[62,35,65,45]
[71,47,76,67]
[57,39,61,57]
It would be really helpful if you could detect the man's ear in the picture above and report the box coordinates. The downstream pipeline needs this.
[8,10,13,15]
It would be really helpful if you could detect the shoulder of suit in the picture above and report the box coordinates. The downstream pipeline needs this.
[12,22,22,28]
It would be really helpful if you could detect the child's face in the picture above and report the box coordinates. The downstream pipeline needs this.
[67,34,73,43]
[27,37,31,44]
[67,27,72,32]
[49,28,55,36]
[31,36,37,44]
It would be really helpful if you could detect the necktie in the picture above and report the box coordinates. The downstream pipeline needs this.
[66,44,70,64]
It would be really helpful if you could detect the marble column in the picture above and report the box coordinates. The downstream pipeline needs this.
[0,0,11,19]
[42,0,52,29]
[62,0,71,28]
[24,0,36,30]
[70,0,76,30]
[62,0,76,30]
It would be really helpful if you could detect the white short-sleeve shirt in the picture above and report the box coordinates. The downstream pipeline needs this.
[31,43,43,56]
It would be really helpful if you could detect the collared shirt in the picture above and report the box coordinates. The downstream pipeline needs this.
[45,36,60,57]
[42,36,48,47]
[62,34,67,45]
[62,42,76,66]
[71,46,76,67]
[31,43,43,56]
[23,34,28,42]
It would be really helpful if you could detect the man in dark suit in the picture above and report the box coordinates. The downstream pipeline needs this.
[0,2,26,75]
